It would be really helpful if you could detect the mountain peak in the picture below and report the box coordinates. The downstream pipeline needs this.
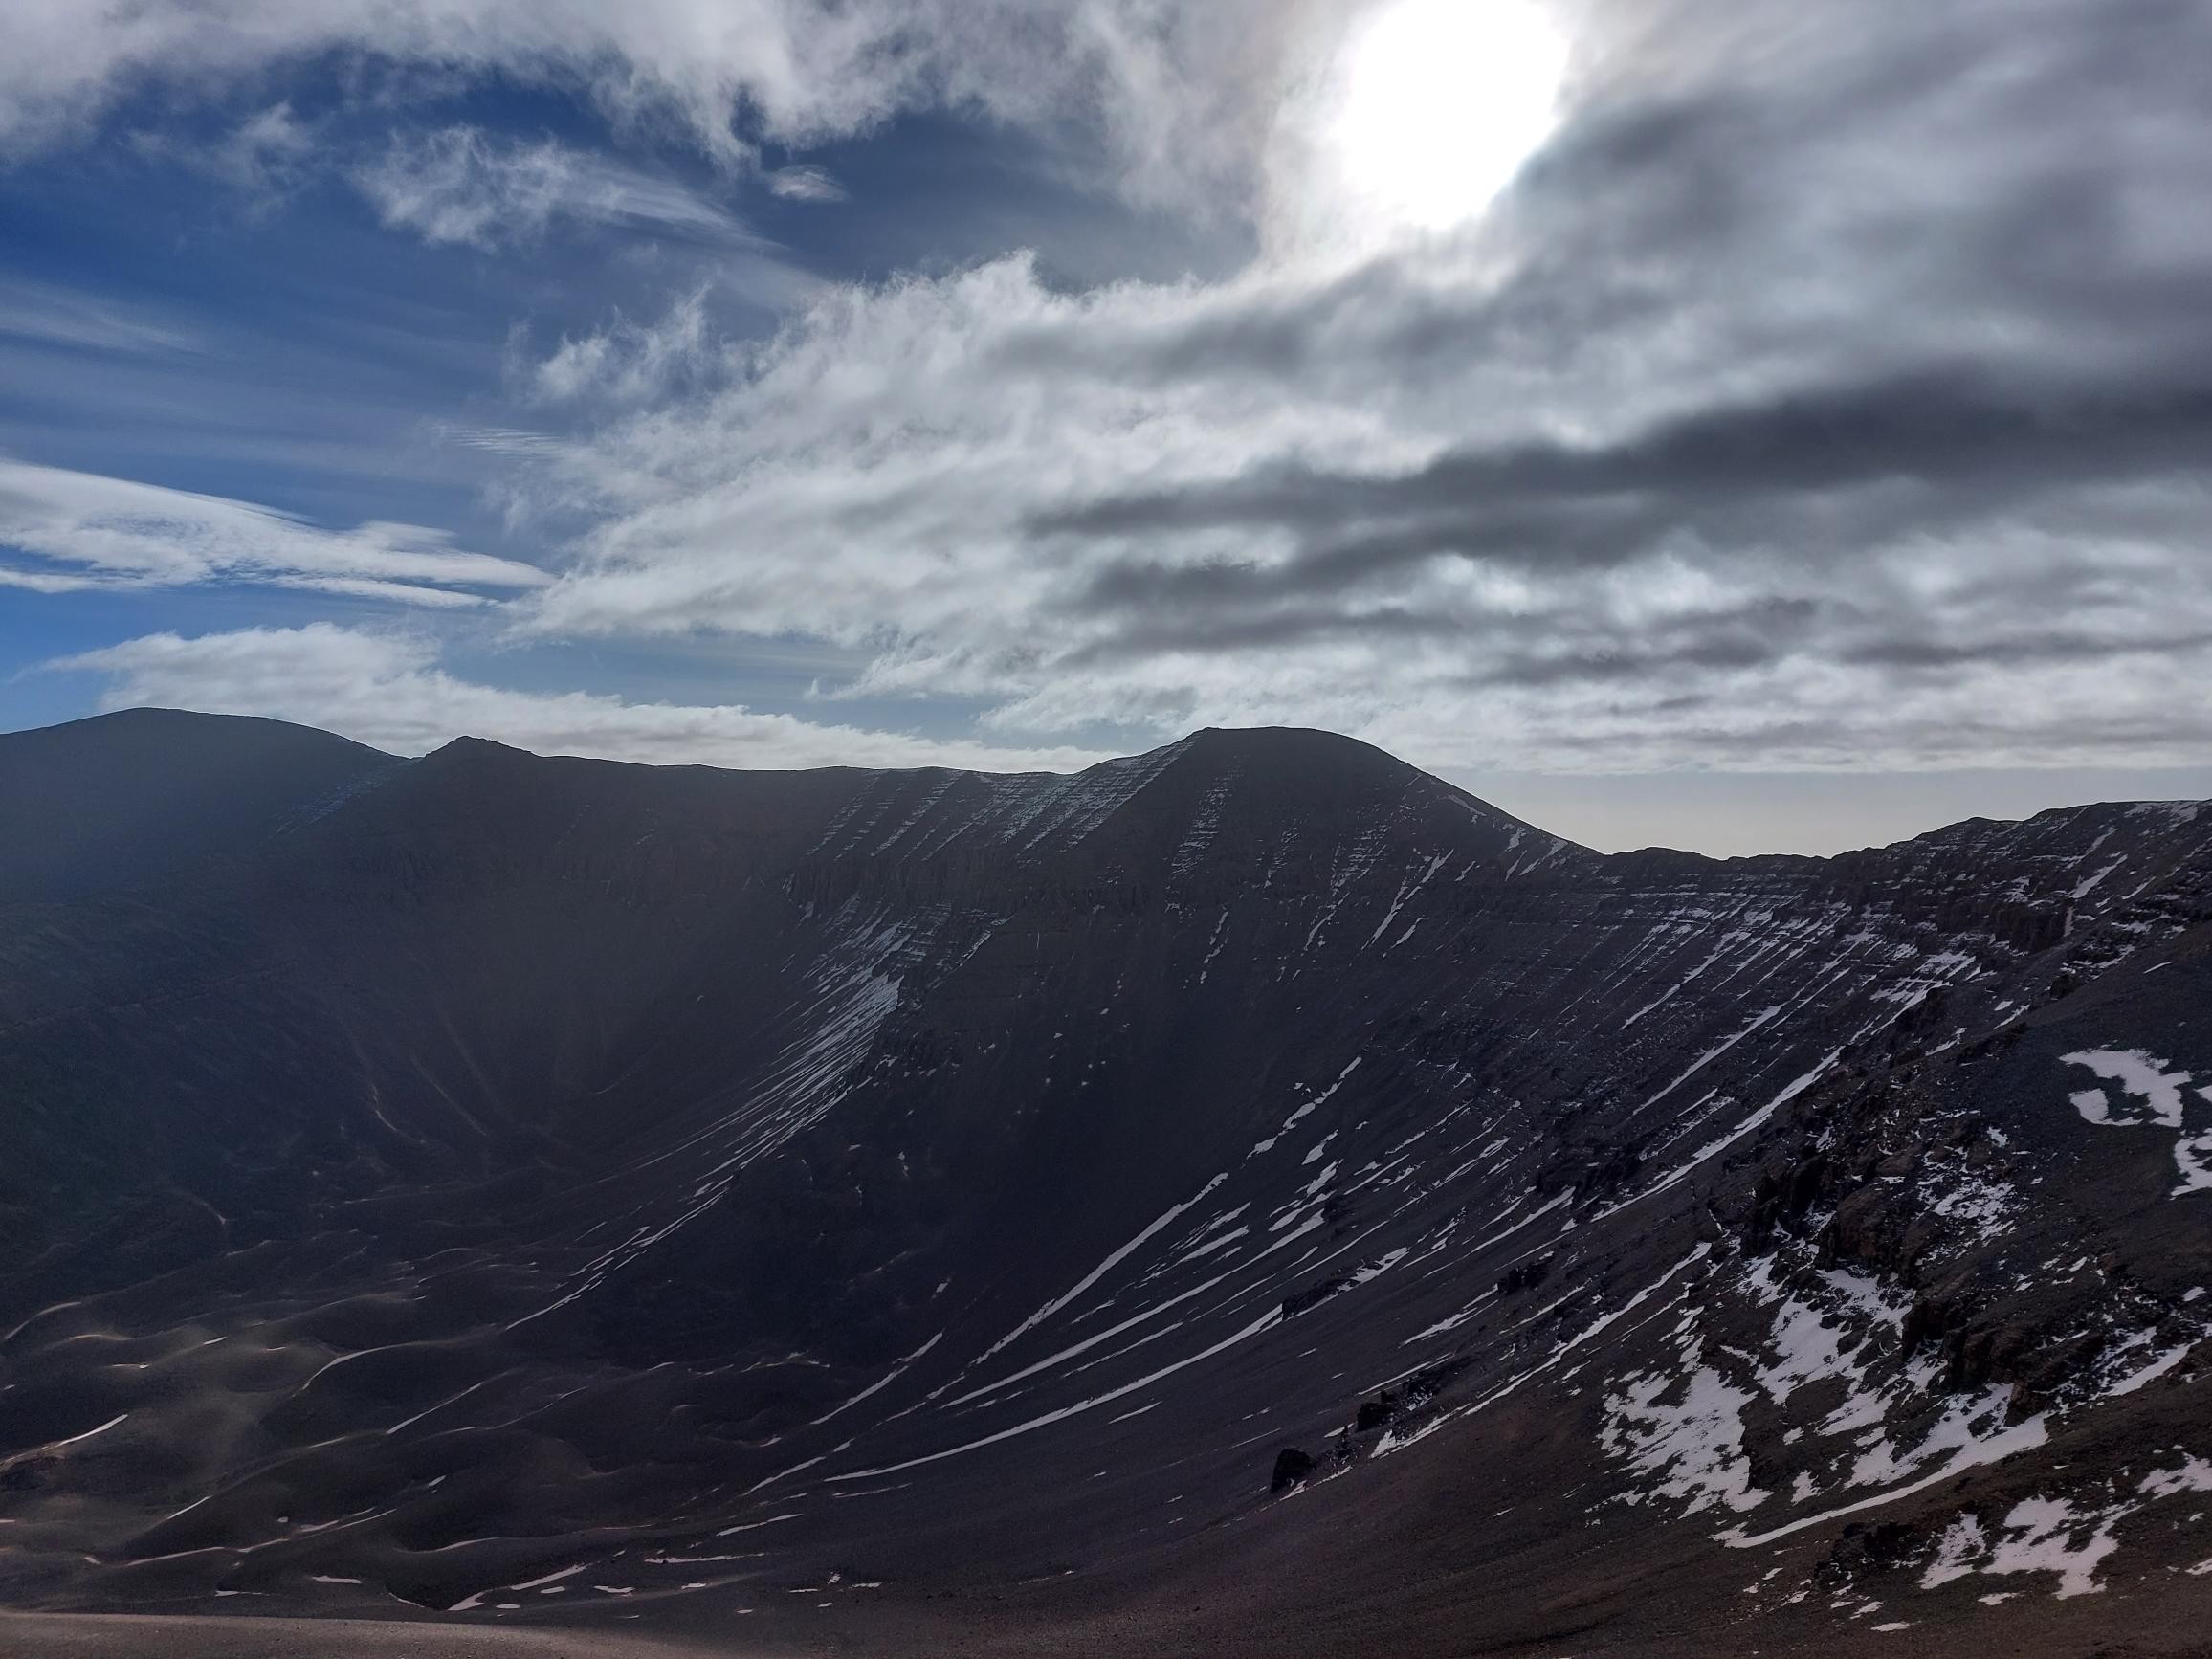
[0,706,399,899]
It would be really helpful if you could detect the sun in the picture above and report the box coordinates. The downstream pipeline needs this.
[1319,0,1568,240]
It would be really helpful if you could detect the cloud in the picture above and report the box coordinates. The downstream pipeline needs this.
[52,624,1109,772]
[353,126,757,249]
[496,241,2212,772]
[16,0,2212,785]
[765,165,846,203]
[0,278,203,355]
[0,0,1307,213]
[126,100,320,203]
[520,288,726,407]
[0,459,548,604]
[453,0,2212,776]
[218,100,318,196]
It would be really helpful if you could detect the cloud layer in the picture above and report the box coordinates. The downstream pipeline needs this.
[493,0,2212,774]
[354,127,759,250]
[0,0,1304,212]
[0,460,547,606]
[13,0,2212,803]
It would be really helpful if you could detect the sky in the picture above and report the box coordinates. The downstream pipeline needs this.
[3,0,2211,856]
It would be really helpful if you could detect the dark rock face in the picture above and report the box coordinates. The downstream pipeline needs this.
[1270,1448,1318,1493]
[3,710,2211,1656]
[0,707,397,900]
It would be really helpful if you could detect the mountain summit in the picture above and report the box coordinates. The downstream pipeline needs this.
[3,711,2210,1657]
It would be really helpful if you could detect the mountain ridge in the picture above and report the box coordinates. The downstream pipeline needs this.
[18,705,2200,870]
[2,708,2210,1655]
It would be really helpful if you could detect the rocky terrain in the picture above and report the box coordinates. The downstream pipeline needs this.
[3,707,2210,1657]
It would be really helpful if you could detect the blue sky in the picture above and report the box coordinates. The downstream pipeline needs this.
[5,0,2211,853]
[0,55,1214,758]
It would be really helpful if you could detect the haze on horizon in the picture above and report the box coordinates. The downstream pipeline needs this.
[3,0,2210,856]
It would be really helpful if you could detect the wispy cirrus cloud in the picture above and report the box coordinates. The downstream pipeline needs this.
[517,287,730,407]
[0,277,203,356]
[53,623,1107,772]
[764,165,846,203]
[0,459,547,606]
[126,100,319,205]
[0,0,1295,214]
[353,126,755,249]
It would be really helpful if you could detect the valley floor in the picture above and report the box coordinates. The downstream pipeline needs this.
[0,1612,709,1659]
[17,1582,2212,1659]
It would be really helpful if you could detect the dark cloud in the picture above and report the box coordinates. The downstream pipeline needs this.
[1037,373,2212,690]
[1053,376,2212,546]
[1837,628,2212,672]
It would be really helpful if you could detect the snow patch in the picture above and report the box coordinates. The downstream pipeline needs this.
[2059,1050,2212,1197]
[1603,1349,1766,1515]
[1920,1498,2119,1598]
[2062,1049,2196,1129]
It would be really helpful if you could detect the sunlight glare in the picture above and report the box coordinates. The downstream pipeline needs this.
[1323,0,1568,238]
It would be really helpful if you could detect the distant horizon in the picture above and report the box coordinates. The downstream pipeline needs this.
[13,701,2208,863]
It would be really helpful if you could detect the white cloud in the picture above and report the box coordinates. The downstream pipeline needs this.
[523,288,724,406]
[0,278,202,355]
[0,565,100,594]
[127,100,320,202]
[221,100,317,191]
[0,0,1308,213]
[353,126,754,248]
[53,624,1109,772]
[470,0,2212,778]
[764,165,846,202]
[15,0,2212,788]
[0,459,548,604]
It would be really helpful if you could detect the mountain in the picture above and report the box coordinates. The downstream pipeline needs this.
[3,709,2210,1659]
[0,707,397,901]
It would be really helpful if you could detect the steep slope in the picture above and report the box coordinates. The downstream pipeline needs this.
[0,708,399,901]
[1,713,2208,1656]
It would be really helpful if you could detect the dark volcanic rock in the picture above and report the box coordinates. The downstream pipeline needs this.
[1270,1448,1318,1493]
[3,711,2211,1656]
